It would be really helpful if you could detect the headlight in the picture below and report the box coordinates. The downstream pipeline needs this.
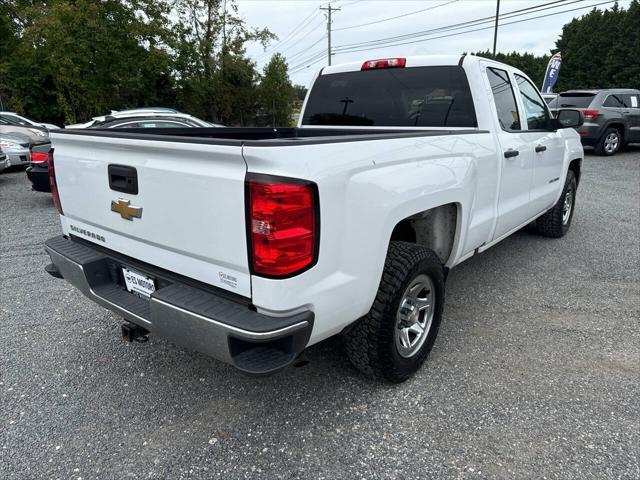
[0,141,22,150]
[29,129,47,137]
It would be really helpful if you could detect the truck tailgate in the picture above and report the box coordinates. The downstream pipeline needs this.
[51,133,251,297]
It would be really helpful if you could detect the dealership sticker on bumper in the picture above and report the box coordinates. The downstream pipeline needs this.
[122,268,156,299]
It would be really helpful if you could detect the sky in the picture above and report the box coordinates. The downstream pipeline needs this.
[236,0,631,87]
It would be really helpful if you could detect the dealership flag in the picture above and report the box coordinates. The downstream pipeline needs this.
[542,52,562,93]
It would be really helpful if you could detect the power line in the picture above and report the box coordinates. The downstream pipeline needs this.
[338,0,364,7]
[334,0,459,31]
[289,48,327,71]
[289,51,327,74]
[256,6,320,60]
[287,0,615,78]
[271,17,326,57]
[333,0,572,51]
[289,57,325,75]
[286,35,326,63]
[335,0,610,54]
[333,0,614,55]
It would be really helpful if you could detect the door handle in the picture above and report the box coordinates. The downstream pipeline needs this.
[504,149,519,158]
[108,164,139,195]
[535,145,547,153]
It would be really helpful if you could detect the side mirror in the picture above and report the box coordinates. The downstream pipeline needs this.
[552,109,584,130]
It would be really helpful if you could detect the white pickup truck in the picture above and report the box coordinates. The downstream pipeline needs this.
[45,55,584,382]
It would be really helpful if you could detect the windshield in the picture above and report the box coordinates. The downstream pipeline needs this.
[2,114,33,126]
[0,115,21,126]
[302,66,477,127]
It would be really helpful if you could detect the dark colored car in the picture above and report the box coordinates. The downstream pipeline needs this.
[26,142,52,192]
[549,89,640,155]
[0,148,8,173]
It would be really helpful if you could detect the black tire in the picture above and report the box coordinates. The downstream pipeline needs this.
[344,241,445,383]
[594,127,621,156]
[536,170,576,238]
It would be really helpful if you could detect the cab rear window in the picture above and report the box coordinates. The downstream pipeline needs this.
[302,66,477,128]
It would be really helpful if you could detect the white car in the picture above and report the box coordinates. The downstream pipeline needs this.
[0,111,59,130]
[44,55,584,382]
[65,109,220,129]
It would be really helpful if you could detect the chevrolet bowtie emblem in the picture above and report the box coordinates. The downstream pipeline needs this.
[111,199,143,221]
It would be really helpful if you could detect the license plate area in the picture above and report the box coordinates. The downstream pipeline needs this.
[122,267,156,299]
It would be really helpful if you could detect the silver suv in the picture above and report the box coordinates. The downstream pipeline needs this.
[549,89,640,156]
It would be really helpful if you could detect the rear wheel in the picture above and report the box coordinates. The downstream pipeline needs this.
[595,127,621,156]
[344,242,444,383]
[536,170,576,238]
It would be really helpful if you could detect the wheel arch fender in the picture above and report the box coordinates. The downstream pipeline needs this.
[602,120,628,141]
[388,200,465,267]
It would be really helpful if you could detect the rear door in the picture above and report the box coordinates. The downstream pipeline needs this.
[483,65,537,239]
[513,73,565,214]
[621,93,640,142]
[51,132,251,297]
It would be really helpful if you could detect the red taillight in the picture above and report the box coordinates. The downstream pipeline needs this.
[48,150,63,214]
[582,109,599,119]
[361,57,406,70]
[31,151,49,164]
[247,175,318,278]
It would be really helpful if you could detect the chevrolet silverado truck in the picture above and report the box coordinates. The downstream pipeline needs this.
[44,55,584,382]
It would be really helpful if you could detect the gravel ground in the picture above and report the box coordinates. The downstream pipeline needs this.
[1,148,639,480]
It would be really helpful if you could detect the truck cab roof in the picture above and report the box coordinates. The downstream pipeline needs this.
[320,54,519,75]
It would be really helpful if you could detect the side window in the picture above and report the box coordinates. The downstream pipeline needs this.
[113,122,142,128]
[486,67,520,131]
[150,121,190,128]
[621,94,639,108]
[603,95,624,108]
[514,74,550,130]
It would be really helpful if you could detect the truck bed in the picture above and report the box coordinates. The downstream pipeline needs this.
[55,126,485,146]
[48,125,488,301]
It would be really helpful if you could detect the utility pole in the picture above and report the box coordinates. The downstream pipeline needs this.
[492,0,500,58]
[320,3,340,66]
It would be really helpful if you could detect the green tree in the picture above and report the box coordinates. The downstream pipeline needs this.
[474,50,549,88]
[172,0,274,125]
[293,84,308,102]
[2,0,177,124]
[556,0,640,89]
[475,2,639,92]
[258,53,294,127]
